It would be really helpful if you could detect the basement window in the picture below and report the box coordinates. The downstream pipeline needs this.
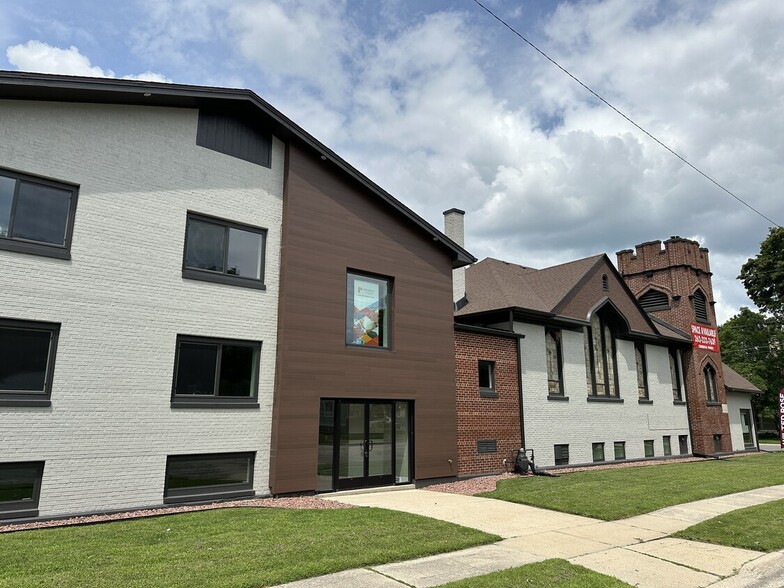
[164,452,255,503]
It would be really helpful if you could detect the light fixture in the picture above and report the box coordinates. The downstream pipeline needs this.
[143,92,151,97]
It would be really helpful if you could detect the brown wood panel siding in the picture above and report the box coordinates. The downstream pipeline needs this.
[270,142,458,494]
[196,109,272,168]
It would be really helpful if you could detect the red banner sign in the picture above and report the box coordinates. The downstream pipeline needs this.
[780,389,784,449]
[690,323,719,352]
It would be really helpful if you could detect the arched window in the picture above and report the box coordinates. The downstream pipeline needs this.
[635,343,648,400]
[669,349,683,401]
[584,309,619,398]
[602,274,609,291]
[639,289,669,312]
[546,329,564,396]
[693,289,709,323]
[704,363,718,403]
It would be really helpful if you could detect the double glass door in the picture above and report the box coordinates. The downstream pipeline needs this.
[318,399,412,491]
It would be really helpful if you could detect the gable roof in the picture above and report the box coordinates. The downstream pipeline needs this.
[722,363,761,394]
[0,70,475,268]
[456,255,603,317]
[458,254,691,340]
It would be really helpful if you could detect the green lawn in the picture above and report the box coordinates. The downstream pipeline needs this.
[481,453,784,520]
[758,438,781,445]
[436,559,632,587]
[0,507,498,588]
[673,498,784,552]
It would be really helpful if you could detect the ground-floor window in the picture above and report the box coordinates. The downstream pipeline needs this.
[592,443,605,462]
[318,399,413,492]
[164,452,255,503]
[554,444,569,466]
[713,434,722,453]
[679,435,689,455]
[0,461,45,519]
[663,436,672,456]
[644,439,654,458]
[614,441,626,460]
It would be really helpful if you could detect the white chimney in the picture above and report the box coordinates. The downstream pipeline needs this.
[443,208,466,305]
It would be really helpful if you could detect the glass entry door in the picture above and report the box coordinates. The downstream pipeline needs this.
[318,399,411,491]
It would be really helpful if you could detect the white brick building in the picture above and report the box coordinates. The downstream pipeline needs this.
[452,250,692,470]
[0,76,284,519]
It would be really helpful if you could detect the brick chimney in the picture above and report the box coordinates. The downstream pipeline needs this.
[443,208,466,305]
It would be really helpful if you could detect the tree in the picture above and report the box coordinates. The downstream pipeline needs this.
[739,227,784,320]
[719,308,784,425]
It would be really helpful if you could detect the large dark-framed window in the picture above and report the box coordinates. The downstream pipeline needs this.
[635,343,649,402]
[644,439,655,458]
[584,311,620,399]
[704,363,719,404]
[592,442,605,462]
[171,335,261,407]
[163,452,255,503]
[0,168,78,260]
[0,461,45,519]
[182,212,267,290]
[346,271,392,349]
[546,329,564,397]
[679,435,689,455]
[663,436,672,456]
[0,318,60,407]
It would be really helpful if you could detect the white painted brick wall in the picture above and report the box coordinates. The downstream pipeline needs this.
[513,322,690,467]
[0,101,283,517]
[726,391,755,451]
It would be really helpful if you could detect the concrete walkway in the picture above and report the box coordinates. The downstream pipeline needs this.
[272,484,784,588]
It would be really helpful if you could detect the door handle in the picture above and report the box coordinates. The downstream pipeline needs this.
[368,439,374,452]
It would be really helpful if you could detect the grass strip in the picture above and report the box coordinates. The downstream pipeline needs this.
[436,559,632,587]
[481,452,784,520]
[0,507,498,588]
[673,498,784,552]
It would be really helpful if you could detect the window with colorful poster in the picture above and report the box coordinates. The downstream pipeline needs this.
[346,272,391,348]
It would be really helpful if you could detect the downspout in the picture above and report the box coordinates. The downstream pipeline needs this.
[517,332,526,449]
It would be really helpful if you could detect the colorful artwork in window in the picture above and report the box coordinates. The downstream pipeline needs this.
[347,273,390,347]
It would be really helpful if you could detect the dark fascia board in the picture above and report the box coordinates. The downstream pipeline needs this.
[454,323,525,339]
[0,71,476,268]
[649,315,693,343]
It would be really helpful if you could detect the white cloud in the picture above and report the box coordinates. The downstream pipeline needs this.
[226,0,357,104]
[5,40,171,82]
[7,40,111,77]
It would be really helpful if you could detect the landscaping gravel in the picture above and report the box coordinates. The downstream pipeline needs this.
[0,495,352,534]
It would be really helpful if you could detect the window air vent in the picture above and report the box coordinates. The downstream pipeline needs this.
[477,440,497,454]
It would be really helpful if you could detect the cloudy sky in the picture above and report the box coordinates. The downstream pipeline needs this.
[2,0,782,324]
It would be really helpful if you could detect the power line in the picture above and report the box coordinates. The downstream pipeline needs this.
[470,0,781,228]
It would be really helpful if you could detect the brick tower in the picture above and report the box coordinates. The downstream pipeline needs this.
[617,237,732,454]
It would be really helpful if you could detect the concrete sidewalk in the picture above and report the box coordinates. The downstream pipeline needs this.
[272,484,784,588]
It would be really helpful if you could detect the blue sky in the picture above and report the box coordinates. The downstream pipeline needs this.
[2,0,783,323]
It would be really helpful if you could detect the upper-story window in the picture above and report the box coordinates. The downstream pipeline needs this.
[546,329,564,396]
[478,360,496,397]
[669,349,683,402]
[0,318,60,407]
[635,343,649,401]
[0,168,78,260]
[171,335,261,407]
[693,289,709,323]
[584,311,619,398]
[601,274,609,291]
[704,363,718,403]
[183,212,266,290]
[346,272,391,348]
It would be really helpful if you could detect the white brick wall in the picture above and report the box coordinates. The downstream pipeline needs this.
[0,101,283,517]
[726,391,756,451]
[512,322,691,467]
